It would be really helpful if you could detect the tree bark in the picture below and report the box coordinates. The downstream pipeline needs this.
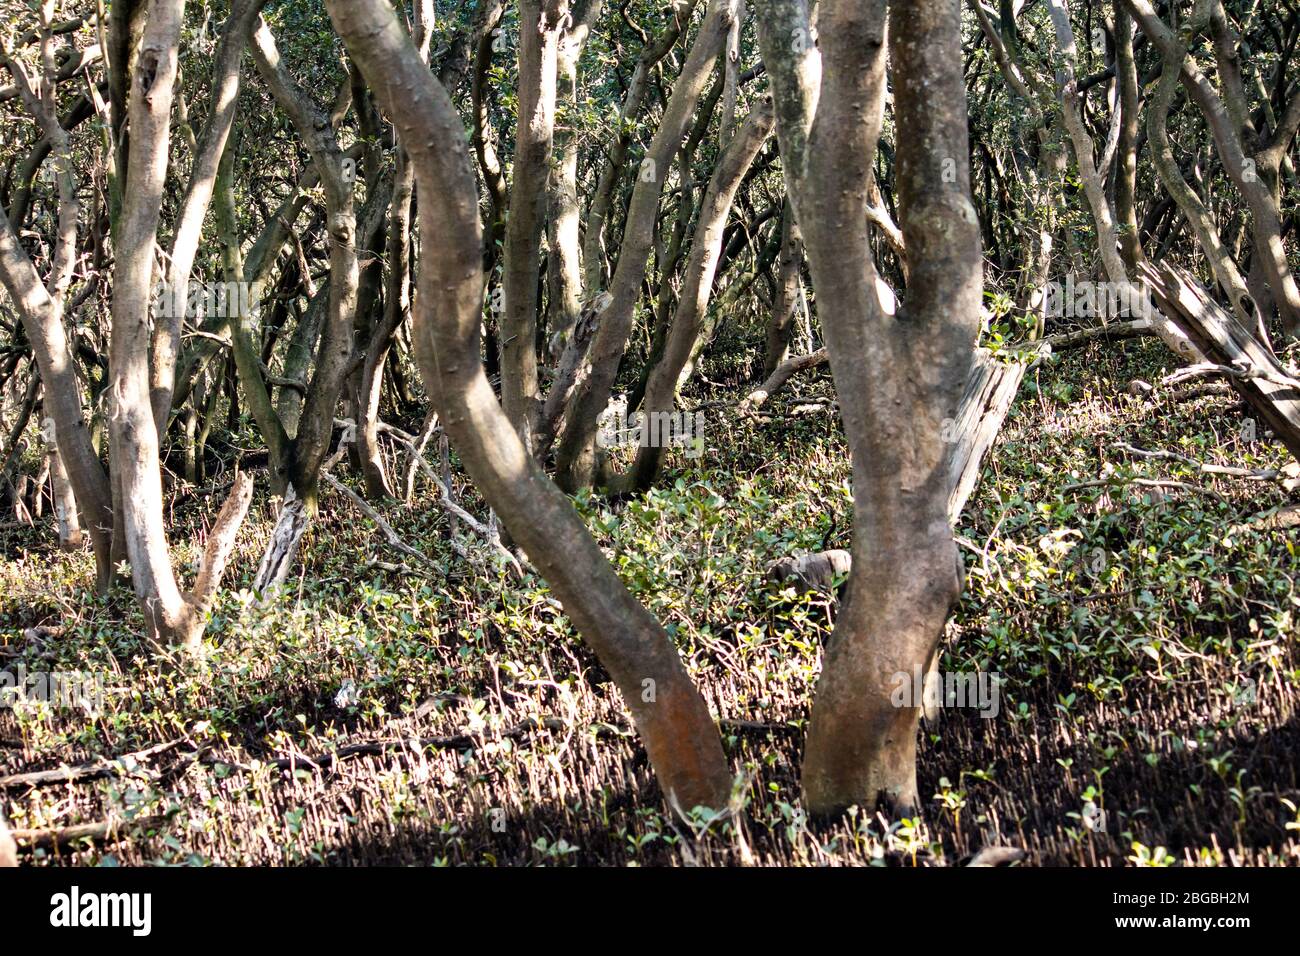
[545,0,604,361]
[150,0,267,437]
[108,0,253,651]
[0,15,114,586]
[580,0,701,295]
[629,101,774,490]
[500,0,568,450]
[1122,0,1300,337]
[250,16,359,511]
[326,0,734,816]
[763,201,802,377]
[555,0,739,491]
[758,0,981,816]
[43,415,83,550]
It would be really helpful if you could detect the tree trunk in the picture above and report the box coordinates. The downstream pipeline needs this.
[109,0,253,652]
[150,0,266,437]
[500,0,567,450]
[44,416,83,550]
[629,101,774,490]
[251,16,359,512]
[555,0,739,491]
[763,201,802,377]
[757,0,981,816]
[326,0,734,816]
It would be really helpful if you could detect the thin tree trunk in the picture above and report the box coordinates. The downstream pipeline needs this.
[555,0,739,491]
[581,0,701,295]
[108,0,254,651]
[628,102,774,490]
[251,16,359,511]
[500,0,568,450]
[43,416,83,550]
[1123,0,1300,337]
[545,0,603,362]
[150,0,266,437]
[763,201,802,377]
[0,16,114,587]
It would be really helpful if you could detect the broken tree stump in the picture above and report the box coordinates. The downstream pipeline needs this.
[1140,262,1300,462]
[944,346,1040,522]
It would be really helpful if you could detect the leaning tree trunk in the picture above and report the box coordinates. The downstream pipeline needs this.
[628,101,774,491]
[1123,0,1300,338]
[554,0,738,491]
[325,0,734,816]
[1047,0,1201,361]
[757,0,981,816]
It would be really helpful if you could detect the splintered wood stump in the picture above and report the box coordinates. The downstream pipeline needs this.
[1140,262,1300,463]
[944,347,1036,523]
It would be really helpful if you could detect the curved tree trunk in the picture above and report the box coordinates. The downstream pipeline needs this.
[0,18,114,588]
[251,15,359,513]
[326,0,734,816]
[629,101,774,490]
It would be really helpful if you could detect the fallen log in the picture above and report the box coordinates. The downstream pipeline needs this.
[0,737,188,791]
[740,347,828,411]
[1140,262,1300,462]
[1043,318,1155,350]
[9,815,167,853]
